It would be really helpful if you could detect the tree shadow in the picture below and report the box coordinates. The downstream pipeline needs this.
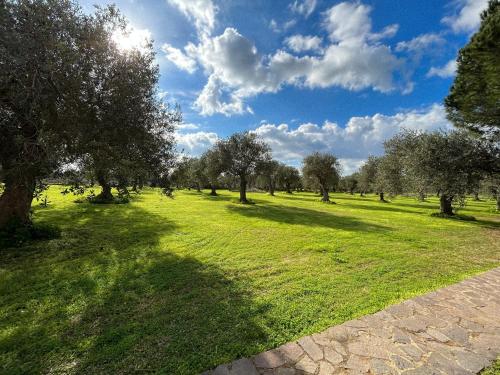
[226,204,391,232]
[338,202,419,215]
[0,203,266,375]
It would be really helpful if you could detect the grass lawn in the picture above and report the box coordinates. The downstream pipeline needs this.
[1,187,499,374]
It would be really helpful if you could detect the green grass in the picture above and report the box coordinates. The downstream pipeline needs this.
[1,188,499,374]
[482,359,500,374]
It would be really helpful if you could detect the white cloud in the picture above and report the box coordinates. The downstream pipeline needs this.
[194,74,250,116]
[396,33,445,53]
[290,0,317,18]
[442,0,488,33]
[177,123,199,130]
[161,43,197,73]
[269,18,297,33]
[323,2,371,43]
[427,59,457,78]
[252,104,452,174]
[175,130,218,155]
[166,1,407,116]
[285,34,323,53]
[167,0,217,36]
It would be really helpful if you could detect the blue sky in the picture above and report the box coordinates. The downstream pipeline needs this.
[80,0,488,174]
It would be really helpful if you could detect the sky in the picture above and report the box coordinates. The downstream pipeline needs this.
[80,0,489,174]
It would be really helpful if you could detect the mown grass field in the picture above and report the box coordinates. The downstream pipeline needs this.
[1,187,499,374]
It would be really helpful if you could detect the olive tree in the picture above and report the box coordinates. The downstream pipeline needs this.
[340,173,359,195]
[358,156,380,197]
[373,153,404,202]
[201,148,225,196]
[216,132,270,203]
[386,130,491,215]
[302,152,340,202]
[256,158,280,196]
[0,0,97,228]
[276,164,301,193]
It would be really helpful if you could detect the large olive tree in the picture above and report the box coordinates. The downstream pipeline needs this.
[216,132,270,203]
[0,0,99,227]
[385,130,491,215]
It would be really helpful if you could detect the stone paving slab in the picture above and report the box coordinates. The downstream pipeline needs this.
[201,268,500,374]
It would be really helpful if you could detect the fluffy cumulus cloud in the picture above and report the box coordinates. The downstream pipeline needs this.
[442,0,488,33]
[285,34,323,52]
[161,43,197,73]
[167,0,217,36]
[290,0,317,18]
[165,1,408,116]
[252,104,452,174]
[175,130,218,155]
[427,59,457,78]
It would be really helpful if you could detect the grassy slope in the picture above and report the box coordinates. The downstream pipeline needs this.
[0,188,499,374]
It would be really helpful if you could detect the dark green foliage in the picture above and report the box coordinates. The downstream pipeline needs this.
[302,152,340,202]
[445,0,500,139]
[276,164,301,193]
[216,132,271,203]
[385,130,493,214]
[358,156,380,195]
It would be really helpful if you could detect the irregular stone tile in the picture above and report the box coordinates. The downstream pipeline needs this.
[390,354,413,371]
[392,328,412,344]
[330,340,347,357]
[395,317,428,333]
[345,355,370,373]
[326,325,350,343]
[369,358,395,375]
[401,365,440,375]
[398,344,424,361]
[318,360,334,375]
[426,327,450,343]
[200,268,500,375]
[452,349,490,373]
[229,358,259,375]
[441,325,469,345]
[425,352,471,375]
[254,349,286,369]
[298,336,323,361]
[312,332,332,346]
[279,342,304,364]
[324,346,343,365]
[213,364,230,375]
[294,355,318,374]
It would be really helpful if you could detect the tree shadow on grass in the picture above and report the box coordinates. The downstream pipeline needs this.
[0,203,267,375]
[226,204,391,232]
[338,202,421,215]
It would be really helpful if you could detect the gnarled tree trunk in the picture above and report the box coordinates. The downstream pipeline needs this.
[285,183,292,194]
[321,186,330,202]
[268,177,275,196]
[210,184,217,196]
[440,194,454,215]
[239,175,248,203]
[0,174,36,229]
[95,170,113,202]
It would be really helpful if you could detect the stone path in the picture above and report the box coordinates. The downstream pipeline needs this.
[202,268,500,375]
